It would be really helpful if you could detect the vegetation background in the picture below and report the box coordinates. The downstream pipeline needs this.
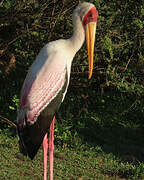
[0,0,144,179]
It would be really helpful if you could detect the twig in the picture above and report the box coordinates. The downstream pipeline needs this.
[60,4,76,17]
[50,4,64,31]
[124,57,132,71]
[124,40,136,71]
[50,4,75,32]
[0,0,4,6]
[52,0,56,16]
[120,99,138,115]
[5,53,16,74]
[0,33,26,55]
[0,115,17,128]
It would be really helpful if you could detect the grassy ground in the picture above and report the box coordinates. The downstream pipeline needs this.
[0,129,144,180]
[0,91,144,180]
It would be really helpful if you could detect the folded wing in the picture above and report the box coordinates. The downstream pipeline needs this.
[17,50,67,127]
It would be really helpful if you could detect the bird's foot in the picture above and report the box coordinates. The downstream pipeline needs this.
[43,133,48,180]
[49,116,55,180]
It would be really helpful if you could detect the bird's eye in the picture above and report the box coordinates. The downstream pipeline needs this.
[89,13,92,18]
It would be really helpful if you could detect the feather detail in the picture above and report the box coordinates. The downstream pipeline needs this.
[17,68,66,126]
[17,49,68,127]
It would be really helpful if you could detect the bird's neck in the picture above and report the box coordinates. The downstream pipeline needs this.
[69,14,85,54]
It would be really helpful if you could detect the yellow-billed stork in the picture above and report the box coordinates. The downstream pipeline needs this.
[17,2,98,180]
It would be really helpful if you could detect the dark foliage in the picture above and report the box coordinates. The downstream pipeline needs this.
[0,0,144,137]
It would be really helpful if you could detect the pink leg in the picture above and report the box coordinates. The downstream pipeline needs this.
[48,116,55,180]
[43,133,48,180]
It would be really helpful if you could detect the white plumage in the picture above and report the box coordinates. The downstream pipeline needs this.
[17,2,98,180]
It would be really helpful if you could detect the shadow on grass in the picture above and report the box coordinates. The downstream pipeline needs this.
[70,88,144,163]
[78,123,144,163]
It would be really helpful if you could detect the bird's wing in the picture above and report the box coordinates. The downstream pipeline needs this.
[17,51,67,127]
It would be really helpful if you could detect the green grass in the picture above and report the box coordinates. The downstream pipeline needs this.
[0,91,144,180]
[1,121,144,179]
[1,132,144,180]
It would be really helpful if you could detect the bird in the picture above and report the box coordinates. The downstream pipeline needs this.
[17,2,98,180]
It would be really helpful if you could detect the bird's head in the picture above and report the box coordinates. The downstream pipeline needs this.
[75,2,98,79]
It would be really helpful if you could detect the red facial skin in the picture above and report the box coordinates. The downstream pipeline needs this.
[83,7,98,26]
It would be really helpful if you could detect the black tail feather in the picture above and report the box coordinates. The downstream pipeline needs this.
[17,118,49,160]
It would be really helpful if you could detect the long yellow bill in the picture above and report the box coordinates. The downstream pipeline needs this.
[85,22,96,79]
